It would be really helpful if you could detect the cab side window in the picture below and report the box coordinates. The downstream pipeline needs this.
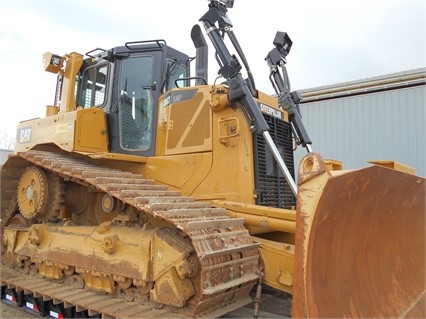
[80,64,108,108]
[164,59,189,92]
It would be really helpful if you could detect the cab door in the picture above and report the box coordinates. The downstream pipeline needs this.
[108,52,161,156]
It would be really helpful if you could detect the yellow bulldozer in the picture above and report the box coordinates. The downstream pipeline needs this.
[1,1,424,318]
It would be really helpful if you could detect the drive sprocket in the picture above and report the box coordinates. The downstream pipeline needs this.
[17,166,64,221]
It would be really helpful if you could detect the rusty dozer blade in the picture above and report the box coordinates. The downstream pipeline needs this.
[293,153,425,318]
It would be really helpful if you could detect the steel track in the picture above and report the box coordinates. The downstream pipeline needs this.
[1,150,260,318]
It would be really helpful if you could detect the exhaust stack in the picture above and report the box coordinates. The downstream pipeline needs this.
[191,24,208,85]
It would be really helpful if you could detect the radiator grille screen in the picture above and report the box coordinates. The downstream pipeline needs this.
[253,114,296,209]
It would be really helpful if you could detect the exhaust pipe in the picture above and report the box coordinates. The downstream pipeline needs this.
[191,24,208,85]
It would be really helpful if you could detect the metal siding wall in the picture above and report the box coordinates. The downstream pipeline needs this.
[294,86,425,178]
[0,149,13,165]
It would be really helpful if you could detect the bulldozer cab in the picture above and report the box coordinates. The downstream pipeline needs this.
[75,41,190,157]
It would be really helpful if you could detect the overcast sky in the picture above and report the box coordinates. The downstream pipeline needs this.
[0,0,424,142]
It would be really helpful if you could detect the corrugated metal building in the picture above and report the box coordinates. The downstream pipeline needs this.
[294,68,425,177]
[0,149,13,165]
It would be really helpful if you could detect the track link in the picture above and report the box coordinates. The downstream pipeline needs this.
[1,150,260,318]
[1,266,183,318]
